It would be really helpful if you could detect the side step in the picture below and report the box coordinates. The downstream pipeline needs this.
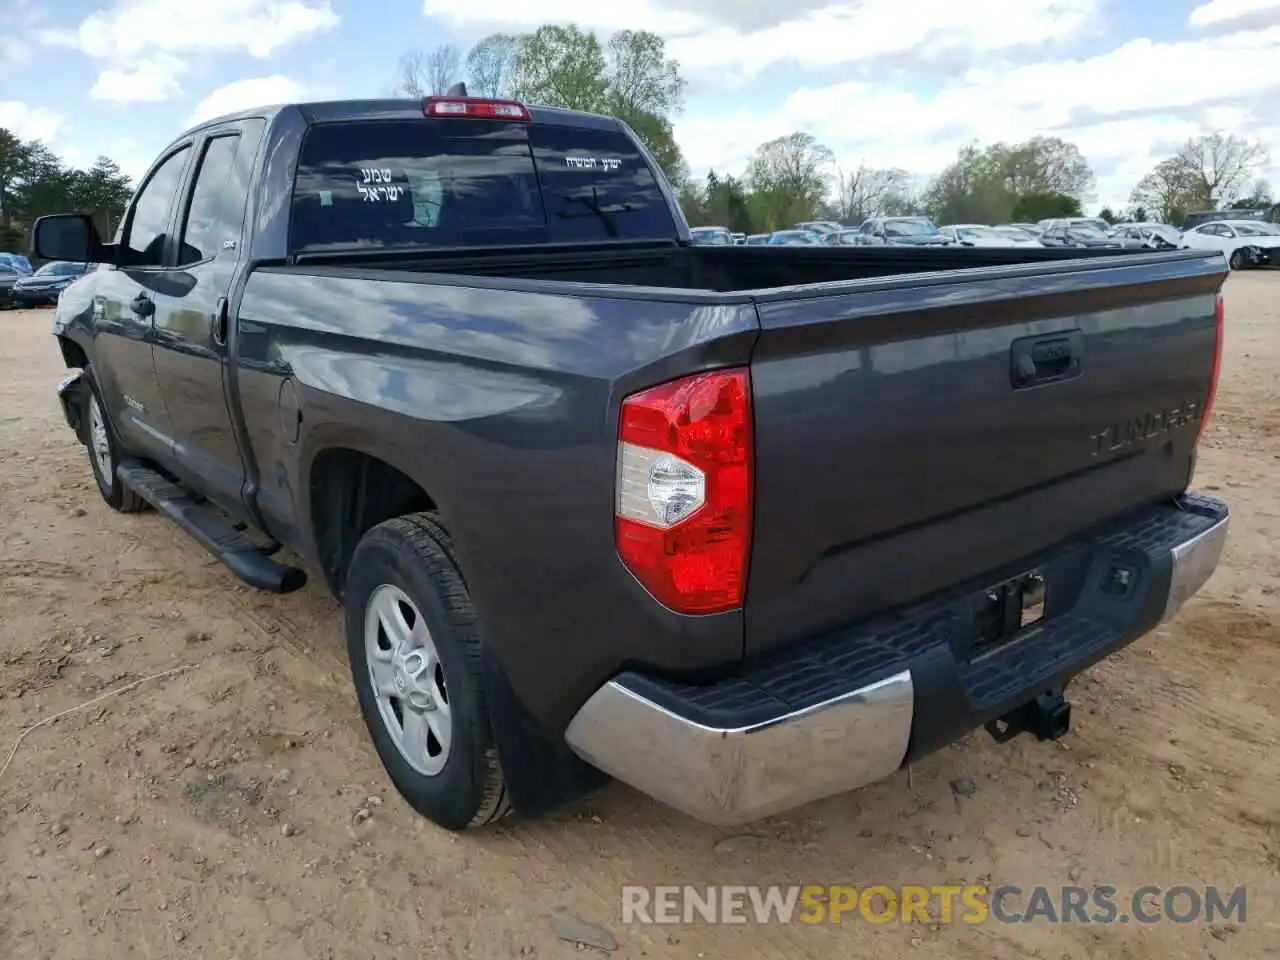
[117,461,307,594]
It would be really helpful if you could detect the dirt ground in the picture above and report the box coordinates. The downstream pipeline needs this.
[1,274,1277,960]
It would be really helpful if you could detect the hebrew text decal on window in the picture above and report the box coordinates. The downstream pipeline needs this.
[564,156,622,171]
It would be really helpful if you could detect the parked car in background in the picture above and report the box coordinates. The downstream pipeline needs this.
[990,225,1045,246]
[730,232,746,245]
[11,260,95,306]
[853,216,949,246]
[1111,223,1184,251]
[0,257,32,307]
[1008,222,1042,235]
[1038,217,1113,236]
[1038,224,1126,249]
[940,224,1027,248]
[744,233,771,245]
[794,220,842,238]
[833,229,863,246]
[689,226,734,246]
[1179,219,1280,269]
[0,252,32,275]
[1181,209,1269,231]
[767,229,822,245]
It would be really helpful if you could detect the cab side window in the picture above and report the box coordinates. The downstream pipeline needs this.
[177,135,244,266]
[121,147,191,267]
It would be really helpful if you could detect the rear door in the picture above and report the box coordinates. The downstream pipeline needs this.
[90,143,193,462]
[151,120,264,517]
[743,253,1226,655]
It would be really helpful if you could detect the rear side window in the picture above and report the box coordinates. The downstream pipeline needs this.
[177,135,244,265]
[526,125,676,242]
[290,118,676,253]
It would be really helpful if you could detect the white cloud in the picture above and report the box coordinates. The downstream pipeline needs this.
[418,0,705,35]
[668,0,1098,83]
[185,76,313,128]
[88,54,186,103]
[42,0,338,104]
[0,101,66,143]
[1189,0,1280,27]
[675,25,1280,212]
[420,0,1098,85]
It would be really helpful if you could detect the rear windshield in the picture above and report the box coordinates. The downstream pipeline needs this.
[289,118,678,253]
[884,218,939,237]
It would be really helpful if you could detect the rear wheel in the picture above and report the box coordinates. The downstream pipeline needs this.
[83,369,147,513]
[343,513,509,831]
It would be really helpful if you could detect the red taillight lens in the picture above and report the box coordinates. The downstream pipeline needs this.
[1196,292,1224,445]
[615,368,753,615]
[423,97,531,121]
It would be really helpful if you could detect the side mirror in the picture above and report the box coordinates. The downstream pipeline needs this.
[32,213,108,264]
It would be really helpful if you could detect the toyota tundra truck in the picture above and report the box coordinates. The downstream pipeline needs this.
[35,92,1229,830]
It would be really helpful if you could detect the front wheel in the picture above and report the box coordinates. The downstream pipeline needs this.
[83,369,147,513]
[343,513,509,831]
[1228,248,1246,270]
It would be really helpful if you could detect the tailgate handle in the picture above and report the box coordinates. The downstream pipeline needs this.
[1010,331,1083,388]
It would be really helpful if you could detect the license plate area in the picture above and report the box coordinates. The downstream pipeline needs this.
[965,571,1047,661]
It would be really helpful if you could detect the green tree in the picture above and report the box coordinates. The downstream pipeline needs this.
[1129,157,1199,224]
[464,34,522,98]
[511,25,609,110]
[992,136,1094,201]
[922,137,1094,224]
[746,132,834,228]
[1009,192,1081,221]
[1097,206,1118,224]
[401,27,690,184]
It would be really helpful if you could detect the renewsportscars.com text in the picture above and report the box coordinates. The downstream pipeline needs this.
[621,884,1246,926]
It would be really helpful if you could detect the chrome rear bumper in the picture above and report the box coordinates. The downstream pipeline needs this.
[566,671,913,826]
[565,501,1228,826]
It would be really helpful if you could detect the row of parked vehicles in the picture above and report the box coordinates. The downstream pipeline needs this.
[0,254,95,308]
[689,214,1280,269]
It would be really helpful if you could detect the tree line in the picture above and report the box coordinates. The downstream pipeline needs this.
[1,21,1272,257]
[0,129,133,255]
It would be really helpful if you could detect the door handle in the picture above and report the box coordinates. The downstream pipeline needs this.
[1010,330,1083,388]
[129,293,155,318]
[211,297,229,346]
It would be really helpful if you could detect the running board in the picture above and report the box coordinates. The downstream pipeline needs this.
[116,461,307,594]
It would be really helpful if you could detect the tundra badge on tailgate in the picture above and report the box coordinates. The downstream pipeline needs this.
[1089,399,1200,457]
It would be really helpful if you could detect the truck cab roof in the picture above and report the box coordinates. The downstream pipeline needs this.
[180,97,629,142]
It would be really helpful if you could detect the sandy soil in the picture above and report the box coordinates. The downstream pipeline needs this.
[1,275,1277,960]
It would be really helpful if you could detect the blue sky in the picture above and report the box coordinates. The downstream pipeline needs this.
[2,0,1278,211]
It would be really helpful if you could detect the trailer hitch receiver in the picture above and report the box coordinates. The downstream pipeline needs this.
[984,687,1071,744]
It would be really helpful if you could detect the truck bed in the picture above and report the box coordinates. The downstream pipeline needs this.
[237,244,1224,727]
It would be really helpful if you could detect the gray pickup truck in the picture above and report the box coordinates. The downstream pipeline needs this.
[35,92,1229,831]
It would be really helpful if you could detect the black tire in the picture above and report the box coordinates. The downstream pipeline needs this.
[1228,249,1245,270]
[82,367,147,514]
[343,513,510,831]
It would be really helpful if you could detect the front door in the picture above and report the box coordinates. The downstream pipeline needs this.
[90,144,193,461]
[150,122,264,518]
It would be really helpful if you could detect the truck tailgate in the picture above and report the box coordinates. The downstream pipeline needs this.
[744,251,1226,655]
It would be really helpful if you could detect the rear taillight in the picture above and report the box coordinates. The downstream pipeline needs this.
[615,368,753,615]
[423,96,531,121]
[1196,292,1224,445]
